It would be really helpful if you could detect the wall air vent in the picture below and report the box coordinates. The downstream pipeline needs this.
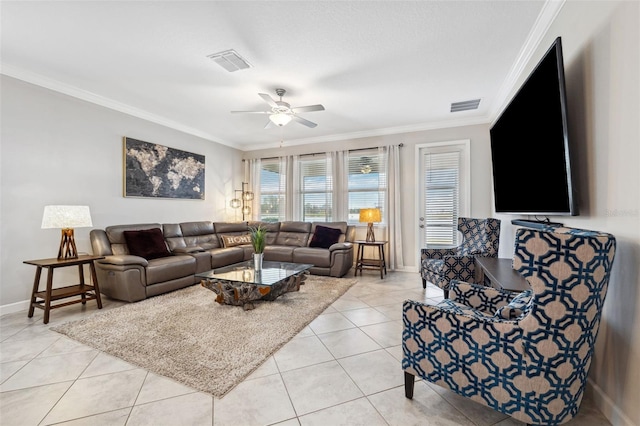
[450,98,481,112]
[207,49,252,72]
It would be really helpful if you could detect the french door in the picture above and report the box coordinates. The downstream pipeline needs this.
[416,140,470,259]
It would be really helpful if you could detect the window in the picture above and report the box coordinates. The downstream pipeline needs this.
[299,155,333,222]
[258,158,285,222]
[418,141,469,247]
[347,150,387,224]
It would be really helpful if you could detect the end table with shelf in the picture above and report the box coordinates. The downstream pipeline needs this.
[474,257,530,293]
[354,240,388,279]
[24,254,104,324]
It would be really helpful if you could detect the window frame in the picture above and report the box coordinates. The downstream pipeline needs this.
[346,149,387,226]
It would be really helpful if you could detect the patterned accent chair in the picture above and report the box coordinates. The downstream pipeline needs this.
[403,226,617,425]
[420,217,501,297]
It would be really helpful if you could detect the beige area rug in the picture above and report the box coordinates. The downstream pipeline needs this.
[52,275,357,398]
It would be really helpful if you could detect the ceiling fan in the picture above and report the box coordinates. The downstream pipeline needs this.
[231,88,325,129]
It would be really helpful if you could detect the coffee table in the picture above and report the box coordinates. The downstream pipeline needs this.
[197,260,313,310]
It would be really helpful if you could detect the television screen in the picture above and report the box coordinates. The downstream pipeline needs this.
[490,37,577,216]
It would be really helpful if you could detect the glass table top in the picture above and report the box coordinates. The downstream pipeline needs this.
[196,260,313,286]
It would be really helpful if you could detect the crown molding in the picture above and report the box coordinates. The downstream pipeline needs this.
[240,115,491,151]
[1,64,237,149]
[488,0,566,125]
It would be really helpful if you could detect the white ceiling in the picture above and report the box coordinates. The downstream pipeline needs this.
[1,1,556,151]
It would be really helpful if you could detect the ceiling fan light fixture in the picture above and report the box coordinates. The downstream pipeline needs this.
[269,113,292,127]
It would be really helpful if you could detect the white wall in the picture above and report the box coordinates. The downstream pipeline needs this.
[496,2,639,425]
[0,76,244,310]
[245,123,494,271]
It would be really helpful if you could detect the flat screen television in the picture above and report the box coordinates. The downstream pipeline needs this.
[490,36,578,216]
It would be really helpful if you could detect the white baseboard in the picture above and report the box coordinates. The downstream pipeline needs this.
[587,378,635,426]
[388,266,420,273]
[0,299,30,317]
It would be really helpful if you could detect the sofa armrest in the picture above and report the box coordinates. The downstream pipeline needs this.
[97,254,149,267]
[329,242,353,251]
[172,246,205,254]
[449,280,515,312]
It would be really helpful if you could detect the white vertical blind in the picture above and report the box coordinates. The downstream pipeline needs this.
[299,154,333,222]
[423,150,461,245]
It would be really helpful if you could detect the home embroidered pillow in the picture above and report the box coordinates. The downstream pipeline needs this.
[309,225,342,249]
[221,234,252,248]
[123,228,172,260]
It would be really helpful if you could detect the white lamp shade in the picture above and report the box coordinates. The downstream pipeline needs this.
[269,113,292,127]
[42,205,93,229]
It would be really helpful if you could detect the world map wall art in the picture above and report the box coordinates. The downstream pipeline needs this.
[123,137,205,199]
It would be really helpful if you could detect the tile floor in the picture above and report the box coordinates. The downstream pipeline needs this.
[0,271,611,426]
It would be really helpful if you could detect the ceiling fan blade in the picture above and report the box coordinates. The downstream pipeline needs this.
[230,110,270,114]
[291,104,325,113]
[258,93,278,108]
[264,120,275,129]
[292,115,318,128]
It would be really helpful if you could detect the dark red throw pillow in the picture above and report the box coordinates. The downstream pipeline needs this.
[123,228,171,260]
[309,225,342,249]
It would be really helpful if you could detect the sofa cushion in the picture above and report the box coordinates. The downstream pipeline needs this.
[180,221,220,249]
[275,222,312,246]
[162,223,186,251]
[309,225,342,249]
[145,255,196,285]
[123,228,171,260]
[292,247,330,267]
[248,221,280,245]
[264,245,295,262]
[220,234,252,248]
[214,222,249,233]
[208,247,245,268]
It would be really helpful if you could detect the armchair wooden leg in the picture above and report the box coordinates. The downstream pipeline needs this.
[422,278,426,289]
[404,371,415,399]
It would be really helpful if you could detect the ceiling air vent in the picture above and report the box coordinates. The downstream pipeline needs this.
[450,99,481,112]
[207,49,252,72]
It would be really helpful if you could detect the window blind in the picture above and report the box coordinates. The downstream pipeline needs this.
[299,156,333,222]
[258,158,286,222]
[347,149,386,224]
[424,150,460,245]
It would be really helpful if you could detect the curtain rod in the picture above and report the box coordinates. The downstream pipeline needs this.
[242,143,403,162]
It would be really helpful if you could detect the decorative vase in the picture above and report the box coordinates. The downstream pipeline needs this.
[253,253,263,271]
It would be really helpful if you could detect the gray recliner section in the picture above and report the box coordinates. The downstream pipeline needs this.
[90,221,355,302]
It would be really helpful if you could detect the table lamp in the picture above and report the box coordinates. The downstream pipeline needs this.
[359,208,381,242]
[41,205,93,260]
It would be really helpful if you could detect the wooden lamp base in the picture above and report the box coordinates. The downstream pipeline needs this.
[58,228,79,260]
[366,222,376,242]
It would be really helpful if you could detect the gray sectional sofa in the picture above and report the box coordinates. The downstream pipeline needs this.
[90,221,355,302]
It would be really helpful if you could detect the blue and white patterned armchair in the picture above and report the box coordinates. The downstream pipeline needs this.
[404,226,617,425]
[420,217,501,297]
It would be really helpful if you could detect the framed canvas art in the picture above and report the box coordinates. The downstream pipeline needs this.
[123,137,205,199]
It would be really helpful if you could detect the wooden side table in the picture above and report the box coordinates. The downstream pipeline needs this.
[354,240,388,279]
[474,257,530,293]
[24,255,104,324]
